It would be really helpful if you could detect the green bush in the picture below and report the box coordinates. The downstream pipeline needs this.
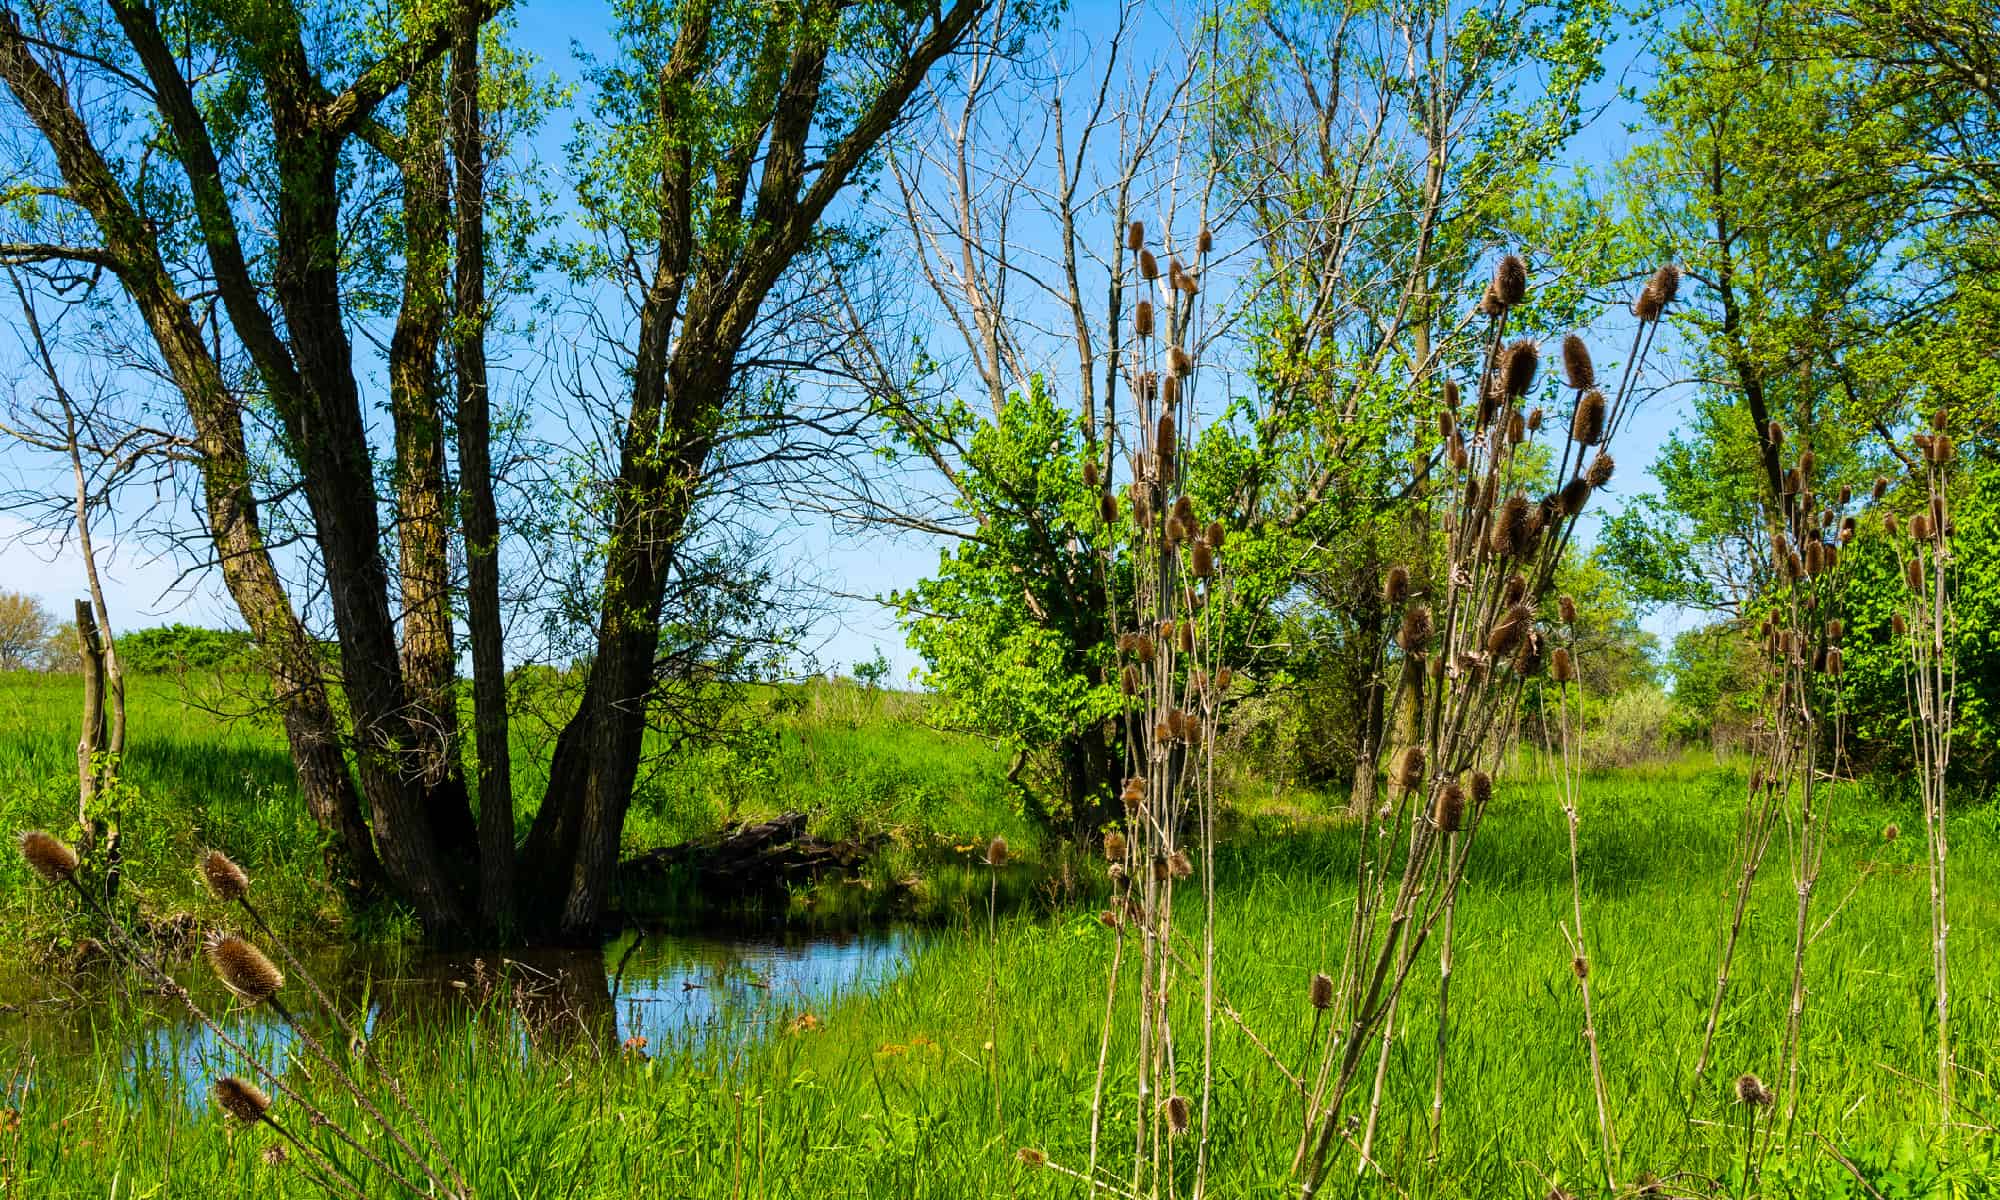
[115,624,256,673]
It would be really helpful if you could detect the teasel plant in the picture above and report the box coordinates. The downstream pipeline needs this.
[13,833,468,1198]
[1289,257,1680,1197]
[1686,423,1860,1145]
[1893,413,1958,1135]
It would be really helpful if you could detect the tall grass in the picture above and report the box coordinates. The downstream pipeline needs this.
[6,768,1994,1197]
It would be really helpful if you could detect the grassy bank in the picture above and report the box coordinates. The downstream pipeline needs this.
[6,766,1995,1197]
[0,671,1034,943]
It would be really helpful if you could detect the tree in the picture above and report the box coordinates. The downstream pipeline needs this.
[0,0,1000,939]
[0,590,51,670]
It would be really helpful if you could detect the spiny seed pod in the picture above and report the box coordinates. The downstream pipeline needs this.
[1215,666,1234,691]
[1165,1094,1191,1136]
[1893,613,1908,636]
[1168,346,1192,377]
[1018,1147,1049,1168]
[1083,460,1100,488]
[1478,284,1505,315]
[1911,512,1932,541]
[1398,605,1433,653]
[1197,227,1214,254]
[1206,520,1226,548]
[1487,603,1532,659]
[1799,448,1815,480]
[1135,635,1155,663]
[1470,771,1493,808]
[1827,617,1845,642]
[1140,249,1159,279]
[1826,647,1844,676]
[1560,476,1591,516]
[1503,571,1527,606]
[1527,406,1543,432]
[201,851,250,903]
[1587,453,1615,489]
[987,837,1009,867]
[1786,550,1804,581]
[1514,629,1544,676]
[1931,494,1946,535]
[1172,495,1195,526]
[1477,377,1502,429]
[1156,416,1178,470]
[1507,409,1526,445]
[1384,565,1410,606]
[214,1076,271,1124]
[1098,492,1119,528]
[1191,539,1214,578]
[18,830,79,884]
[1176,266,1199,296]
[1309,972,1334,1010]
[1120,665,1138,695]
[1161,373,1180,410]
[1134,300,1154,338]
[1839,515,1857,544]
[1104,830,1127,862]
[1127,220,1145,251]
[1561,334,1595,390]
[1930,409,1948,432]
[1768,421,1784,449]
[1551,646,1575,684]
[1929,433,1954,464]
[1437,410,1455,441]
[1824,541,1840,572]
[1885,511,1901,537]
[1805,540,1825,576]
[1164,515,1185,545]
[1490,493,1530,557]
[1907,556,1925,593]
[1571,389,1607,446]
[1838,484,1851,507]
[1168,850,1192,880]
[207,935,284,1004]
[1501,339,1539,398]
[1448,432,1469,471]
[1633,264,1681,321]
[1433,782,1465,834]
[1177,622,1195,653]
[1734,1074,1772,1108]
[1394,746,1426,795]
[1872,475,1889,501]
[1493,254,1528,307]
[1559,595,1578,625]
[1914,433,1934,459]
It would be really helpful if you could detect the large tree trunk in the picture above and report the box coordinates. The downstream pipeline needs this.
[452,7,515,934]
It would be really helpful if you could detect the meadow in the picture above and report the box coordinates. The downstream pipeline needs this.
[2,671,1996,1197]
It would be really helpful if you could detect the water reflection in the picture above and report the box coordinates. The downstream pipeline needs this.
[3,926,914,1110]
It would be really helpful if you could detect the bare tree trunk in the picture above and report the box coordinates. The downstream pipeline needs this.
[452,4,514,935]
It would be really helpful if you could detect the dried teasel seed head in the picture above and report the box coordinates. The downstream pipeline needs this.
[1120,665,1138,695]
[1514,629,1545,677]
[1156,414,1179,464]
[1449,432,1469,471]
[1906,556,1925,593]
[1872,475,1888,501]
[1103,830,1127,862]
[1393,745,1426,795]
[1586,452,1615,489]
[18,830,79,884]
[1175,265,1199,296]
[1214,666,1233,691]
[1508,409,1526,445]
[1398,604,1433,654]
[1168,346,1193,377]
[1884,511,1901,537]
[1559,594,1578,625]
[1930,433,1954,464]
[1177,622,1195,653]
[1559,476,1591,516]
[1503,571,1527,606]
[1805,540,1825,577]
[1930,408,1948,432]
[1884,822,1901,842]
[1384,565,1410,606]
[1206,520,1226,548]
[1309,972,1334,1011]
[1527,406,1544,432]
[1469,771,1493,808]
[1197,227,1214,254]
[1930,494,1946,535]
[1490,493,1530,557]
[1826,647,1844,676]
[1477,377,1502,430]
[1099,492,1118,525]
[1910,512,1932,541]
[1561,334,1594,391]
[1892,613,1907,636]
[1127,221,1145,251]
[1140,249,1159,280]
[1501,339,1539,398]
[1571,389,1607,446]
[1191,540,1214,578]
[1161,373,1180,410]
[1552,646,1575,684]
[1487,602,1532,659]
[1734,1073,1773,1108]
[1082,460,1100,489]
[1633,264,1681,321]
[1017,1147,1048,1169]
[1492,254,1528,307]
[201,851,251,903]
[1768,421,1785,449]
[1799,448,1816,480]
[214,1075,271,1124]
[1827,617,1845,642]
[1840,515,1857,544]
[207,935,284,1004]
[1164,1094,1192,1136]
[1478,284,1505,316]
[987,837,1010,867]
[1134,300,1154,338]
[1786,550,1804,581]
[1838,483,1852,507]
[1168,849,1192,879]
[1172,494,1196,526]
[1433,782,1465,834]
[1437,410,1455,441]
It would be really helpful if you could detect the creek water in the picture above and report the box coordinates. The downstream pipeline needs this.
[0,925,916,1111]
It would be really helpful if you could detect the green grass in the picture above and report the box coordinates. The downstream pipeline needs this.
[5,763,1996,1197]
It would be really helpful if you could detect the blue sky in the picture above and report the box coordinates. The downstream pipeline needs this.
[0,0,1703,684]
